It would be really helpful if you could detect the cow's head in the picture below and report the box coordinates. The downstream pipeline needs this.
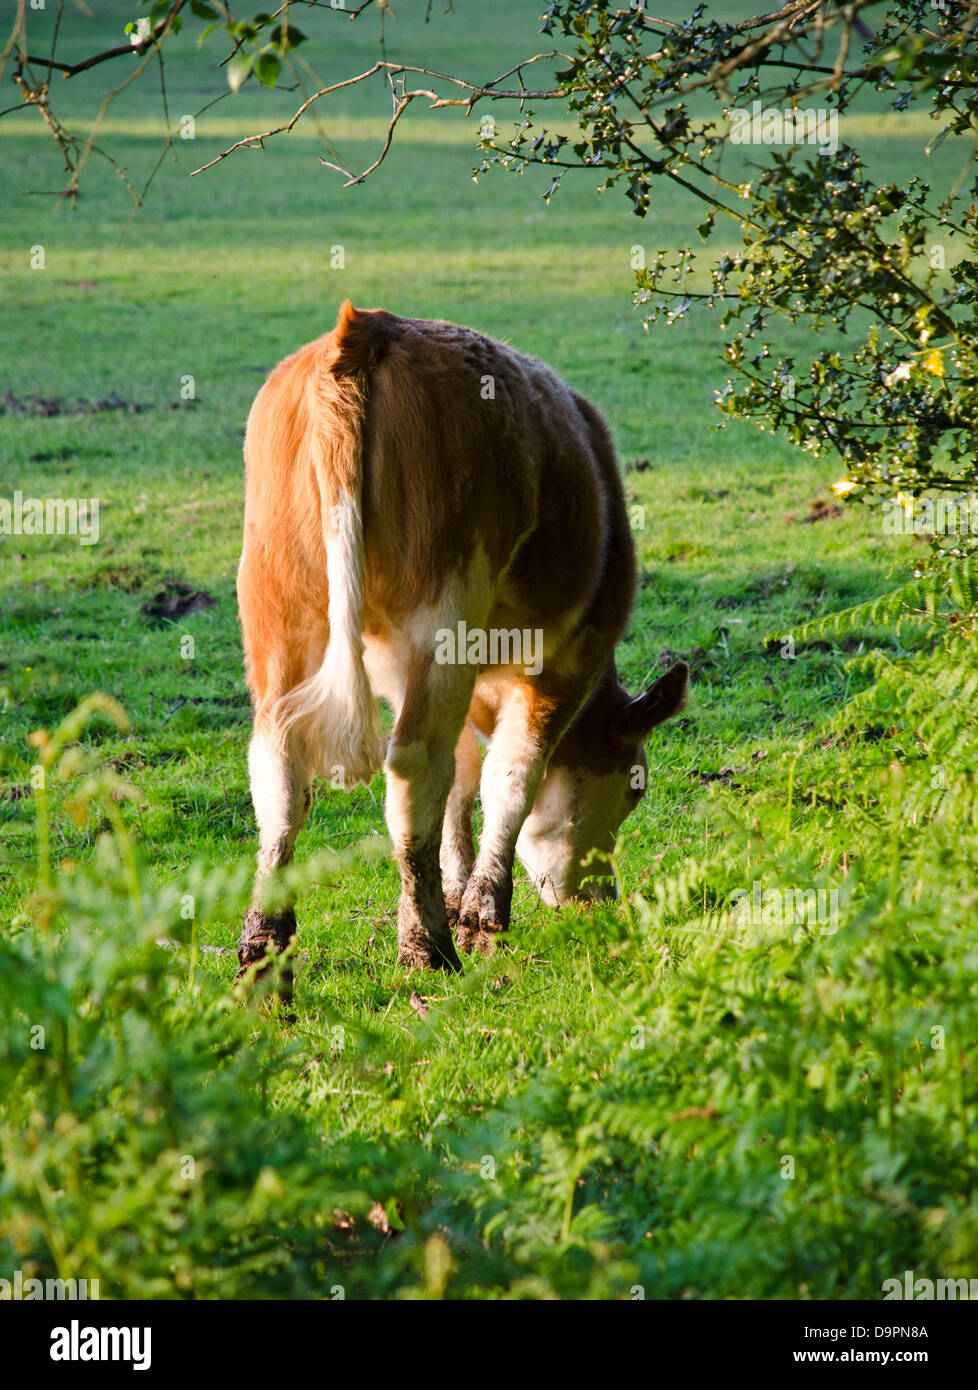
[515,660,689,906]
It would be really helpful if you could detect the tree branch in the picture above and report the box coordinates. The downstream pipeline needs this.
[16,0,187,79]
[190,53,575,178]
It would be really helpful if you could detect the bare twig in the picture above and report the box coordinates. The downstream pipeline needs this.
[190,53,574,178]
[16,0,188,78]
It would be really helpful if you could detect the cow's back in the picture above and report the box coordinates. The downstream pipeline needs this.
[358,313,622,640]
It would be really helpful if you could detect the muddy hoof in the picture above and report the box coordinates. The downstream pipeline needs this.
[236,905,297,999]
[455,921,480,954]
[466,926,507,956]
[456,915,508,956]
[397,933,462,973]
[475,928,504,956]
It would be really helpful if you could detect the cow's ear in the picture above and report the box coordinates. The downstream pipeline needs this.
[622,660,689,739]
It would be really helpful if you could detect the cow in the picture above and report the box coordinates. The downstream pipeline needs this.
[235,300,688,993]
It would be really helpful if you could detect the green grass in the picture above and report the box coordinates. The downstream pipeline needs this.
[1,1,975,1300]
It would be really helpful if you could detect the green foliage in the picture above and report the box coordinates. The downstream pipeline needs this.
[785,553,978,643]
[0,712,371,1298]
[483,3,978,544]
[3,618,976,1298]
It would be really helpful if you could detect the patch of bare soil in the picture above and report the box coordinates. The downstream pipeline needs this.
[1,391,198,417]
[785,493,844,524]
[1,389,151,417]
[140,581,218,623]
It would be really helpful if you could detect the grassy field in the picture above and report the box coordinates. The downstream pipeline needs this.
[1,1,974,1300]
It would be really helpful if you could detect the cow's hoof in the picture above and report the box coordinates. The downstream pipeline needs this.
[236,905,297,1001]
[456,920,506,956]
[455,919,479,954]
[235,964,295,1007]
[458,877,511,951]
[397,933,462,973]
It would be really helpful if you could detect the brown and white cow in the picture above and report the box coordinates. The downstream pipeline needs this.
[235,300,687,991]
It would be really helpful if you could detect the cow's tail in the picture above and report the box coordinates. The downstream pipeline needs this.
[276,301,392,788]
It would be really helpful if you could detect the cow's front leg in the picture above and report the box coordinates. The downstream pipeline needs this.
[386,659,474,971]
[440,721,481,927]
[456,679,575,955]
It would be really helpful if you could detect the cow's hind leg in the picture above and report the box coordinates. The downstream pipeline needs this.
[236,552,326,999]
[457,677,583,955]
[237,712,318,998]
[386,658,475,972]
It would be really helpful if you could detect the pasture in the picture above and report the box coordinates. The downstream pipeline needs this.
[1,0,974,1301]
